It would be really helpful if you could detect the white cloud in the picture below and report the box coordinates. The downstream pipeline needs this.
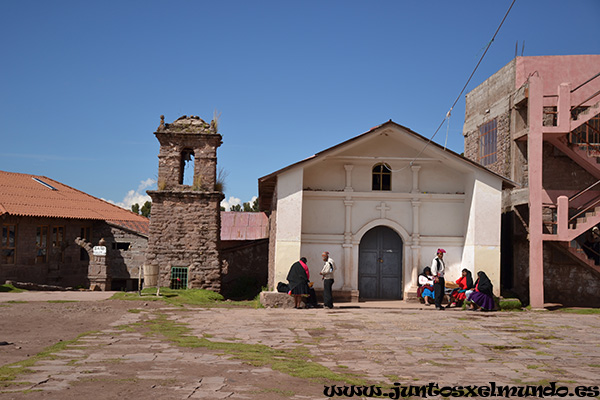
[221,196,241,210]
[220,195,258,211]
[105,178,156,210]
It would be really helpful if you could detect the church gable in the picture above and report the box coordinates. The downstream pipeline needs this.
[302,124,467,194]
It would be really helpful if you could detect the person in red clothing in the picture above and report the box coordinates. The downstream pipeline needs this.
[448,269,474,307]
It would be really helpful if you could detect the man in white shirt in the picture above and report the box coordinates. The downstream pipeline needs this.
[431,248,446,310]
[319,251,336,309]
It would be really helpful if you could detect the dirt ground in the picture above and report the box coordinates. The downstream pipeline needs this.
[0,299,163,366]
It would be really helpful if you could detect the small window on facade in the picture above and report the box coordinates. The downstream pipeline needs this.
[1,224,17,264]
[372,163,391,191]
[112,242,131,251]
[80,227,91,261]
[52,226,65,262]
[36,226,48,263]
[478,119,498,166]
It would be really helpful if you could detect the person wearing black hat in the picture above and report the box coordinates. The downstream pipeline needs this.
[431,249,446,310]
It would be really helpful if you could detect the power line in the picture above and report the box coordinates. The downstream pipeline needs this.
[392,0,517,172]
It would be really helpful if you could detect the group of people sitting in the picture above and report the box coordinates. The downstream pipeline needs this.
[418,267,495,311]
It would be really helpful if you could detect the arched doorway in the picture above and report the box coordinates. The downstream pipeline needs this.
[358,226,403,300]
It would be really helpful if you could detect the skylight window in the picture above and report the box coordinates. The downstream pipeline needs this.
[32,177,58,191]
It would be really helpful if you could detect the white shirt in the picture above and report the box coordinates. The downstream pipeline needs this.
[418,275,434,286]
[431,256,445,278]
[320,258,336,280]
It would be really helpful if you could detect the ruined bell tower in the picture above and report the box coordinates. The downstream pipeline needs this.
[145,115,224,291]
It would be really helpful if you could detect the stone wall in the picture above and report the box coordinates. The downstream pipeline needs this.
[155,116,221,191]
[95,223,148,290]
[146,191,223,291]
[463,60,516,180]
[145,115,224,292]
[0,216,146,289]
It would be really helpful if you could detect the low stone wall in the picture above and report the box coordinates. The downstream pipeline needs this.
[259,291,295,308]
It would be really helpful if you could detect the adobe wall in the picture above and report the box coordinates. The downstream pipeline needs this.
[542,142,596,190]
[0,216,90,287]
[220,238,268,299]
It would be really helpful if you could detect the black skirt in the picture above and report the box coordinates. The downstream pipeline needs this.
[290,282,310,295]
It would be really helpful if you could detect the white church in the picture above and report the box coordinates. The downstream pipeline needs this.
[258,121,510,301]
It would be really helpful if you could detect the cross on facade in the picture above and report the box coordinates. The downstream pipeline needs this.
[376,202,391,219]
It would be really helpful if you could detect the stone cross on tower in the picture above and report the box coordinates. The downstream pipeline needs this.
[144,115,224,291]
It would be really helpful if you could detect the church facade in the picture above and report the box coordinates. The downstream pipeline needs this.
[259,121,510,301]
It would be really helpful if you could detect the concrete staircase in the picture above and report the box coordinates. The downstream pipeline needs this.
[555,241,600,275]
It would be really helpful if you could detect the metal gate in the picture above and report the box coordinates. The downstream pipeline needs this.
[170,267,189,289]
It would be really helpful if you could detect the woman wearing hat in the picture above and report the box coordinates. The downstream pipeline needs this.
[431,249,446,310]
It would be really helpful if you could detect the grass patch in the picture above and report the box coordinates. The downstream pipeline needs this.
[519,334,561,341]
[250,388,295,397]
[0,331,97,387]
[560,308,600,315]
[0,284,25,293]
[6,300,27,304]
[110,287,263,308]
[137,313,366,385]
[127,309,142,313]
[47,300,78,303]
[527,364,541,369]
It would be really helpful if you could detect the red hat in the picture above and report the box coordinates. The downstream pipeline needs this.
[437,248,446,254]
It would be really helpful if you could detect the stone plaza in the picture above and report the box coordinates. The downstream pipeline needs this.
[1,294,599,399]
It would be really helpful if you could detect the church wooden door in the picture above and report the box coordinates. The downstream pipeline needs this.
[358,226,403,300]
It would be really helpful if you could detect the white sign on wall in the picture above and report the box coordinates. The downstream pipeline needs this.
[92,246,107,256]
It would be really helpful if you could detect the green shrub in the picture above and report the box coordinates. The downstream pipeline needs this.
[499,298,523,311]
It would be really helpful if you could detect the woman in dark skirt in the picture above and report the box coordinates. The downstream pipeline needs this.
[468,271,495,311]
[287,257,310,309]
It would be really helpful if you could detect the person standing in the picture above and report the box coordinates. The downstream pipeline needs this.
[319,251,336,309]
[287,257,310,309]
[431,249,446,310]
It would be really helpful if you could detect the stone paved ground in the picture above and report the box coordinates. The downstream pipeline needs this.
[2,304,600,399]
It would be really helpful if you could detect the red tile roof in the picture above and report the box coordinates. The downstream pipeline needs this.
[0,170,149,236]
[220,211,268,241]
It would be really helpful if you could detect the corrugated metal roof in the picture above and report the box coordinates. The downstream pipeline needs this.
[220,211,268,241]
[0,170,149,236]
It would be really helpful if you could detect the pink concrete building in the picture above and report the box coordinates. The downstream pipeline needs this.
[463,55,600,307]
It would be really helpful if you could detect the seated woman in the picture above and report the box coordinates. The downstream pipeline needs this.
[417,267,435,306]
[467,271,495,311]
[287,257,310,309]
[449,269,474,307]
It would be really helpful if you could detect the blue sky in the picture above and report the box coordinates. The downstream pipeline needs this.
[1,0,599,210]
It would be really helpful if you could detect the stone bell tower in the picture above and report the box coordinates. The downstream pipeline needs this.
[145,115,224,291]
